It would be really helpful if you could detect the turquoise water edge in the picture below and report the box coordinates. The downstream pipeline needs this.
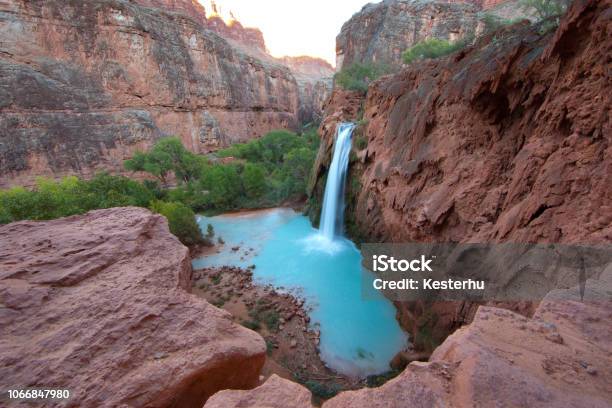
[193,208,407,377]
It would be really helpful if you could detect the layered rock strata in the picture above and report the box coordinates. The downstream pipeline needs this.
[312,0,611,350]
[0,207,266,408]
[0,0,330,188]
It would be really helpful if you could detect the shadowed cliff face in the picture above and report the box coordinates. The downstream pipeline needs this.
[281,57,335,124]
[313,0,611,346]
[0,0,329,187]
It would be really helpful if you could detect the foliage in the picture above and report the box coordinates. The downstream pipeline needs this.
[242,163,267,199]
[149,200,205,246]
[402,37,470,64]
[479,12,523,33]
[2,129,319,245]
[520,0,570,21]
[125,137,207,184]
[0,174,154,223]
[241,320,261,331]
[334,62,390,93]
[366,370,401,388]
[248,300,281,332]
[303,380,342,399]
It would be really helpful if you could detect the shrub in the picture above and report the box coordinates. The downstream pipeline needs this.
[479,12,523,33]
[402,37,469,64]
[0,174,154,223]
[241,320,261,331]
[304,380,342,399]
[334,62,389,93]
[520,0,571,21]
[150,200,204,246]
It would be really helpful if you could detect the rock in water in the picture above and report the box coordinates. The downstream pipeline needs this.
[0,207,266,408]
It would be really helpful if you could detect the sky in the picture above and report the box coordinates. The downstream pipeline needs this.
[199,0,380,66]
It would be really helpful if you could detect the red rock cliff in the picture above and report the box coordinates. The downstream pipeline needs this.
[0,207,266,407]
[312,0,611,347]
[0,0,328,188]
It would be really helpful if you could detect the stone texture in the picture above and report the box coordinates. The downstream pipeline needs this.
[336,0,481,69]
[204,374,312,408]
[324,279,612,407]
[0,0,327,187]
[281,56,334,124]
[0,207,266,408]
[202,275,612,407]
[313,0,611,348]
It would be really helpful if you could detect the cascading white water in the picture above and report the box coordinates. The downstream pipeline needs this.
[319,122,356,240]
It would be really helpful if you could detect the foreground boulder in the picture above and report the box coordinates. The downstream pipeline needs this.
[0,207,266,407]
[204,374,312,408]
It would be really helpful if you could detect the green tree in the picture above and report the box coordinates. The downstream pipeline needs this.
[242,163,267,199]
[150,200,204,246]
[402,37,469,64]
[281,147,316,197]
[125,137,207,185]
[334,62,390,93]
[199,164,242,209]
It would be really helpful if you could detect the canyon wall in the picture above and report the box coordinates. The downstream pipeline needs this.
[0,207,266,408]
[335,0,531,70]
[281,56,334,124]
[313,0,611,347]
[336,0,481,69]
[0,0,330,188]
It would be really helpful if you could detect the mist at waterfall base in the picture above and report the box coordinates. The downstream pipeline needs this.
[193,124,407,377]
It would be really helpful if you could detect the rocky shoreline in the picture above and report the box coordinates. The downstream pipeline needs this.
[191,265,365,401]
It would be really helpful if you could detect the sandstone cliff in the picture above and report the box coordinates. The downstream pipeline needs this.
[281,56,334,124]
[335,0,533,70]
[312,0,611,348]
[336,0,481,69]
[0,207,266,408]
[0,0,330,188]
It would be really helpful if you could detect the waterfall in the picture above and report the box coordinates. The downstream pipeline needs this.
[319,122,355,240]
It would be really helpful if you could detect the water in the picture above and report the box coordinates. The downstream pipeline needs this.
[194,209,407,377]
[319,122,355,239]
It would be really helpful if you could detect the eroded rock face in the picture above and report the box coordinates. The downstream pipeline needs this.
[281,57,335,124]
[324,281,612,407]
[336,0,481,69]
[313,0,611,350]
[353,0,611,244]
[0,0,301,187]
[0,207,266,408]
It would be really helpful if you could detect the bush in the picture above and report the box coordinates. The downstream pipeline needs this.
[304,380,342,399]
[402,37,469,64]
[150,200,205,246]
[479,12,523,33]
[520,0,570,21]
[334,62,389,93]
[0,174,154,223]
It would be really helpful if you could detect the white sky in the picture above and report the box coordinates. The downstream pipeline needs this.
[199,0,380,66]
